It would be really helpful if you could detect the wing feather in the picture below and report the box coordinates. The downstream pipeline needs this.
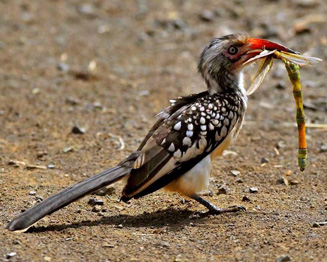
[122,91,244,200]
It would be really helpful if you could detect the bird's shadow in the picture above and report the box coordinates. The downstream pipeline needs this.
[25,207,246,233]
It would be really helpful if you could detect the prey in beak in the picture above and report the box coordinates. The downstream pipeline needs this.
[241,37,322,95]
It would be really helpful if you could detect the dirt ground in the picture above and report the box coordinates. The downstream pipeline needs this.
[0,1,326,261]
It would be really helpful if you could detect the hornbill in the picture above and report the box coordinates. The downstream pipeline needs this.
[7,34,296,231]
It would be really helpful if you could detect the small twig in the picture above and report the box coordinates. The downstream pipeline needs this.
[312,221,327,227]
[108,133,125,151]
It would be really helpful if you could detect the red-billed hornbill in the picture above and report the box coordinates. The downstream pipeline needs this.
[7,34,296,231]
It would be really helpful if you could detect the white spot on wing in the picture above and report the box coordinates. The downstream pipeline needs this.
[183,137,192,146]
[168,143,175,152]
[186,130,193,137]
[161,138,166,145]
[174,149,182,158]
[212,119,219,126]
[200,117,206,124]
[174,121,181,131]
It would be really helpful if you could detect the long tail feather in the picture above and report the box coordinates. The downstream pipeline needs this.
[6,152,139,231]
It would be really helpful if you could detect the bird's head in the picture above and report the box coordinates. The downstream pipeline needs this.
[198,34,296,94]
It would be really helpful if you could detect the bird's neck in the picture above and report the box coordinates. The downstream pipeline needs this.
[204,69,247,98]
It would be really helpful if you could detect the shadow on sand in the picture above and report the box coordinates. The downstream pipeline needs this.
[25,207,247,233]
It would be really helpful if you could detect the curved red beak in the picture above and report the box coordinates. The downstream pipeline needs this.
[247,38,297,54]
[241,38,298,66]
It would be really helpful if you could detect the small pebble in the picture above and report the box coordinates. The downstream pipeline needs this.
[116,224,123,228]
[93,102,103,110]
[36,195,43,201]
[249,187,258,193]
[199,10,215,22]
[6,252,16,259]
[275,80,286,90]
[319,144,327,152]
[157,241,170,248]
[284,170,292,176]
[230,170,240,177]
[138,90,150,97]
[242,196,251,202]
[276,254,291,262]
[32,88,40,95]
[71,126,86,134]
[94,187,116,196]
[261,158,269,164]
[235,178,243,183]
[65,97,80,106]
[77,3,96,16]
[29,191,36,196]
[47,164,56,169]
[276,177,289,186]
[217,185,230,195]
[276,141,286,149]
[172,19,188,30]
[63,147,74,153]
[289,180,300,185]
[57,62,69,72]
[37,151,48,158]
[88,198,104,206]
[92,206,101,213]
[12,240,20,245]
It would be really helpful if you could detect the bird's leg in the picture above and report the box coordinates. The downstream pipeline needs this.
[189,193,246,214]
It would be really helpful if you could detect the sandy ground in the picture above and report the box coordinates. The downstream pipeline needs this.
[0,1,327,261]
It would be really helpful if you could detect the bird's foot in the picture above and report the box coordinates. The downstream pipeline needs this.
[209,205,246,215]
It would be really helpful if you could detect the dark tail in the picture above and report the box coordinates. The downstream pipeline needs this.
[6,152,139,231]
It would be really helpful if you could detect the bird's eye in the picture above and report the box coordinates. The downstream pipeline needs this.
[228,46,238,55]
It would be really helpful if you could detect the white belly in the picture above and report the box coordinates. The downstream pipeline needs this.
[164,155,211,196]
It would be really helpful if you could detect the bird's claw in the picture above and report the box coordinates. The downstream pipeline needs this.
[209,205,246,215]
[228,205,246,212]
